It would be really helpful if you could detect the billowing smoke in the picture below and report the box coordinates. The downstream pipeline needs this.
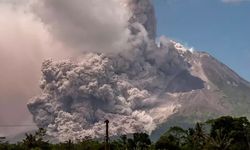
[33,0,129,52]
[28,54,180,141]
[28,48,188,141]
[31,0,129,54]
[27,0,194,141]
[30,0,157,55]
[0,0,156,137]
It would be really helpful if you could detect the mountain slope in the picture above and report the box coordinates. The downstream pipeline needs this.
[151,42,250,140]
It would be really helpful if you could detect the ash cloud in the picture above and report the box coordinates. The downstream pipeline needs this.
[27,0,188,141]
[0,0,154,136]
[0,0,199,141]
[28,52,183,141]
[31,0,157,55]
[32,0,131,54]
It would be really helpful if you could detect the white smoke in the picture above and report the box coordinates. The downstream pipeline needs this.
[31,0,157,55]
[31,0,130,54]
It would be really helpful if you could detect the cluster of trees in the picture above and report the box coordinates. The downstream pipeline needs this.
[0,130,152,150]
[155,116,250,150]
[1,116,250,150]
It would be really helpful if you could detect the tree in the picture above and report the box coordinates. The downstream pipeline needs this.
[133,133,151,150]
[205,129,233,150]
[111,135,128,150]
[155,126,187,150]
[0,136,8,150]
[113,133,151,150]
[190,123,208,149]
[22,128,49,150]
[208,116,250,150]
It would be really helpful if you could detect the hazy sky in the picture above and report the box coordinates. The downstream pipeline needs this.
[154,0,250,81]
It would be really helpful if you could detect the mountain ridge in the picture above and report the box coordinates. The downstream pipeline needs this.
[150,41,250,140]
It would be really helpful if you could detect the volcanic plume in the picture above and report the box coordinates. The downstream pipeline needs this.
[28,0,182,141]
[28,0,250,142]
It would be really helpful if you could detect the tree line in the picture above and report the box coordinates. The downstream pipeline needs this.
[1,116,250,150]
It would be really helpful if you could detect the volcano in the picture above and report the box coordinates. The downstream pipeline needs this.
[27,0,250,141]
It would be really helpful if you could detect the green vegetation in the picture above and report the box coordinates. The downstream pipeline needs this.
[1,116,250,150]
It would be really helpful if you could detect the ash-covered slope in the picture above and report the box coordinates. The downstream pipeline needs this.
[151,42,250,140]
[28,0,250,141]
[173,42,250,119]
[201,53,250,114]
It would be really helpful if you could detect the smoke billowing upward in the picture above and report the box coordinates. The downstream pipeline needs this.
[26,0,196,141]
[31,0,156,55]
[0,0,192,140]
[127,0,156,39]
[31,0,129,54]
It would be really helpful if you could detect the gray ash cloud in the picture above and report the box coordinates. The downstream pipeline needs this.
[28,0,189,141]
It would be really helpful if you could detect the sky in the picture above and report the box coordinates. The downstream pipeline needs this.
[154,0,250,81]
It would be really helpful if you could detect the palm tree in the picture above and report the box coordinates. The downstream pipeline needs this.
[22,133,37,149]
[155,126,187,150]
[22,128,49,149]
[206,129,233,150]
[184,123,208,150]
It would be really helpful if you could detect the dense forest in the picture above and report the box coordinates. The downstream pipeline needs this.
[1,116,250,150]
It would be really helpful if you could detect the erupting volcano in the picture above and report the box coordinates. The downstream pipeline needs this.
[27,0,250,141]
